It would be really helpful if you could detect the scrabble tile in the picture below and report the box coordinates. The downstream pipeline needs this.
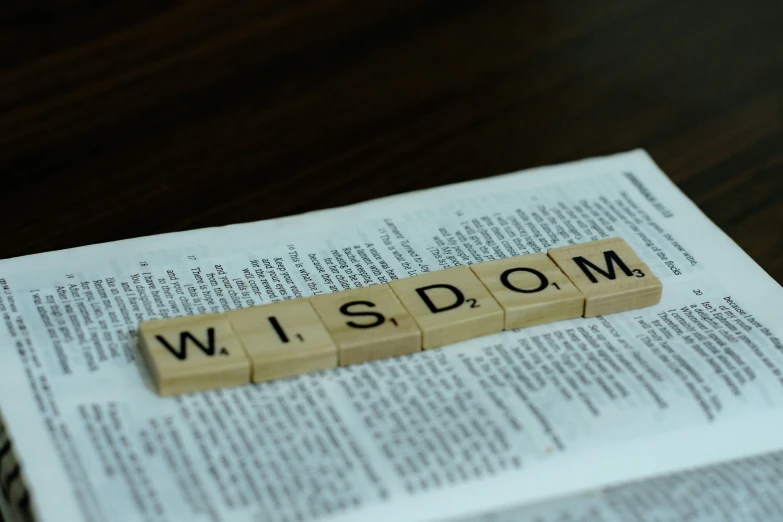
[227,300,337,382]
[470,253,584,329]
[309,285,421,365]
[547,237,662,317]
[388,265,503,349]
[138,313,251,396]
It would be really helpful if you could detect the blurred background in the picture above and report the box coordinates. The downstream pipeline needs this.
[0,0,781,281]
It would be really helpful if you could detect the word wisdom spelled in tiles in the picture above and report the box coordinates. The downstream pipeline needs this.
[548,237,663,317]
[138,313,251,396]
[137,237,663,396]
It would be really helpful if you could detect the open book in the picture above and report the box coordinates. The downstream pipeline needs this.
[1,150,782,522]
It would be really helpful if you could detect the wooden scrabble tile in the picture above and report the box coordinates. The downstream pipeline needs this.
[470,253,584,329]
[309,285,421,365]
[388,265,503,349]
[227,300,337,382]
[138,313,251,396]
[548,237,662,317]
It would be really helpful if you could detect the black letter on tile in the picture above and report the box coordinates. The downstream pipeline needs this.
[268,317,289,343]
[500,268,549,293]
[340,301,385,328]
[416,284,465,313]
[156,328,218,360]
[573,250,633,284]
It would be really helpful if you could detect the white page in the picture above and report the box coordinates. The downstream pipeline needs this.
[449,446,783,522]
[0,150,782,522]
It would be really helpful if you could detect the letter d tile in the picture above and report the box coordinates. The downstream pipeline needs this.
[389,265,503,349]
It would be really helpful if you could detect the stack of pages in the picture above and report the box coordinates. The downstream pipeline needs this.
[1,150,782,522]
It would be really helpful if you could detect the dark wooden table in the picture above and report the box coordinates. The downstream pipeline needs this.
[0,4,781,521]
[1,0,781,285]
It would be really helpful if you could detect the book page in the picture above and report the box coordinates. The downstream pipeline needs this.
[450,448,783,522]
[0,150,782,522]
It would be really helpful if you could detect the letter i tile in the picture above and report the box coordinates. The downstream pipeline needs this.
[227,300,337,383]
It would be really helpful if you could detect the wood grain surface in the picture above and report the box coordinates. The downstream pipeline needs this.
[0,0,781,284]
